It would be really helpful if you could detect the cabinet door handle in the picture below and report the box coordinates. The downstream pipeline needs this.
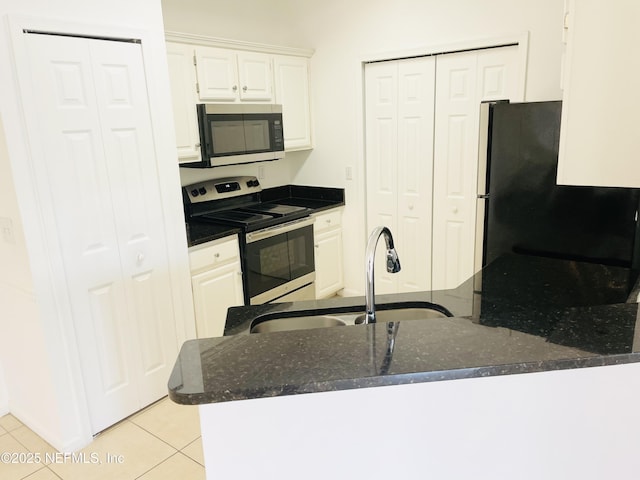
[214,253,220,258]
[232,85,238,92]
[242,85,248,92]
[314,244,319,248]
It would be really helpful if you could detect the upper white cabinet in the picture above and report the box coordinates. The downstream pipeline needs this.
[557,0,640,187]
[166,42,200,162]
[165,35,314,160]
[194,46,273,102]
[274,55,312,150]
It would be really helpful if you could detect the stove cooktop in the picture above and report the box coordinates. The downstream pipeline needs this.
[192,202,312,232]
[185,177,313,232]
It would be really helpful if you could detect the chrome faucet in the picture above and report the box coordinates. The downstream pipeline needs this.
[364,226,401,324]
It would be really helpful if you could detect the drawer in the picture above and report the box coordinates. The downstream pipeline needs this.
[313,208,343,233]
[189,235,240,272]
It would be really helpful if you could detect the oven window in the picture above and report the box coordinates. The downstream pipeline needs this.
[288,225,315,280]
[244,224,315,301]
[245,233,292,299]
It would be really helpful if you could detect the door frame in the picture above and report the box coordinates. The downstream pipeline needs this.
[4,14,193,451]
[358,33,529,292]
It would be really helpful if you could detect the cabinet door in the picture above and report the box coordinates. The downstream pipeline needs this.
[194,46,239,101]
[191,262,244,338]
[314,229,344,299]
[274,55,312,150]
[166,42,200,161]
[557,0,640,187]
[25,33,178,433]
[237,52,273,102]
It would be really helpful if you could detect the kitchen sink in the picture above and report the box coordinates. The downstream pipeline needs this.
[249,302,453,334]
[250,315,347,334]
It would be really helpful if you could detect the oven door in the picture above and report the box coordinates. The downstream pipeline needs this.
[245,218,315,304]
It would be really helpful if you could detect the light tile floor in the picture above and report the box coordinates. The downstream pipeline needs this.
[0,397,204,480]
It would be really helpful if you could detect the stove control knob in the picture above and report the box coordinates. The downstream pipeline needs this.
[190,189,199,197]
[198,187,207,195]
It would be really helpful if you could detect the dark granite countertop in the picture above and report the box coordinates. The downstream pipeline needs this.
[186,184,345,247]
[169,254,640,405]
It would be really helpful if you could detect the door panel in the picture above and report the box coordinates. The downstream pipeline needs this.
[396,58,435,292]
[90,39,177,407]
[24,33,177,433]
[432,46,519,290]
[365,57,435,294]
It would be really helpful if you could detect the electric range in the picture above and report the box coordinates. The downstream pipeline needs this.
[184,176,316,305]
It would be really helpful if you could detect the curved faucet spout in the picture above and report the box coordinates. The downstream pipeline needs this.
[365,226,401,324]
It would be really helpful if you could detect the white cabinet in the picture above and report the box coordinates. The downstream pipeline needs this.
[274,55,313,150]
[165,38,314,162]
[313,208,344,299]
[166,42,200,162]
[194,46,273,102]
[189,236,244,338]
[557,0,640,187]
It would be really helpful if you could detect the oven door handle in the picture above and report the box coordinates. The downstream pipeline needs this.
[245,216,315,243]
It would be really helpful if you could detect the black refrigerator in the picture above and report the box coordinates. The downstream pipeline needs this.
[477,100,640,271]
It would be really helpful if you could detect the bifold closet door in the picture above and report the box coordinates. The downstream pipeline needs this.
[24,32,177,434]
[432,46,520,290]
[365,57,435,294]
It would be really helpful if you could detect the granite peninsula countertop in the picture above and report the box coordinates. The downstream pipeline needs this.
[168,254,640,405]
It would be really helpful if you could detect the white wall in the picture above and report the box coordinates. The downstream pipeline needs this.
[161,0,303,48]
[161,0,565,296]
[0,0,188,451]
[0,361,8,416]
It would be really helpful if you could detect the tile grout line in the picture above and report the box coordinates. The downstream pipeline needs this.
[133,450,182,480]
[126,419,186,453]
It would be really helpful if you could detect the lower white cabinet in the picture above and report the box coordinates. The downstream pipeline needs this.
[189,236,244,338]
[313,208,344,299]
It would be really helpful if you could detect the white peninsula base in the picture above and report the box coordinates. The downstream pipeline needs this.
[198,362,640,479]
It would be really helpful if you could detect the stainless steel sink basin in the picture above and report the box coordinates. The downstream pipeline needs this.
[350,308,449,324]
[249,303,452,334]
[250,315,346,334]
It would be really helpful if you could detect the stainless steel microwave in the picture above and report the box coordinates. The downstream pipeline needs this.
[183,104,285,168]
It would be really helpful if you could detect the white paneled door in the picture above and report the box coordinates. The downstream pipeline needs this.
[365,45,521,294]
[432,46,520,290]
[24,33,177,434]
[365,57,436,293]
